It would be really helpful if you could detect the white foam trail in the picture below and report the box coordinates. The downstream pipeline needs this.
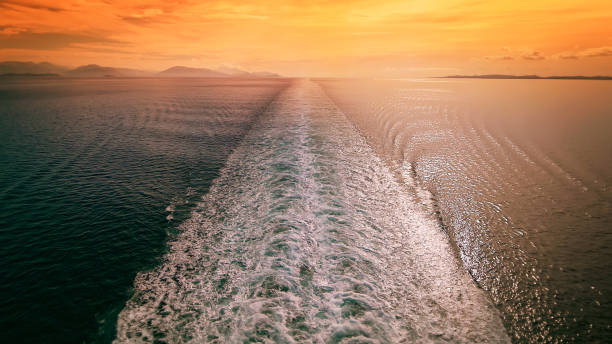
[115,80,509,343]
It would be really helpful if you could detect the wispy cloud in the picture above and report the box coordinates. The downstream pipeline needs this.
[0,0,610,75]
[522,51,545,61]
[485,55,514,61]
[125,8,164,19]
[582,46,612,57]
[0,0,65,12]
[350,31,392,36]
[555,46,612,59]
[0,31,123,50]
[0,25,28,36]
[489,46,612,62]
[119,8,174,25]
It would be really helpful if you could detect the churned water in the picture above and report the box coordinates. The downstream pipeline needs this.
[1,77,610,343]
[317,78,612,343]
[114,79,508,343]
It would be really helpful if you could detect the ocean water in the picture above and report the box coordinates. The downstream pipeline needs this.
[1,77,610,343]
[0,77,290,343]
[114,79,508,343]
[317,78,612,342]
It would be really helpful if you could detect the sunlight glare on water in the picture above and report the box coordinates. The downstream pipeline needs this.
[317,77,612,343]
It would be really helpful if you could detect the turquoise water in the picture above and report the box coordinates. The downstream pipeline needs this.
[0,77,289,343]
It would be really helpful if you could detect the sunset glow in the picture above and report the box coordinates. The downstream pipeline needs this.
[3,1,612,343]
[1,0,611,76]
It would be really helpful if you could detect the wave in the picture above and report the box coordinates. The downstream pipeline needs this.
[114,80,508,343]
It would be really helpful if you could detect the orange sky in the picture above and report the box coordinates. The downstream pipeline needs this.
[1,0,611,76]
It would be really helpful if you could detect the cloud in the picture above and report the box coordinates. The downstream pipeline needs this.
[488,46,612,61]
[0,25,28,36]
[350,31,392,36]
[554,46,612,60]
[485,55,514,61]
[0,0,65,12]
[522,51,545,60]
[203,12,269,21]
[120,8,172,25]
[484,47,515,60]
[125,8,164,19]
[0,31,123,50]
[557,53,580,60]
[582,46,612,57]
[119,2,270,26]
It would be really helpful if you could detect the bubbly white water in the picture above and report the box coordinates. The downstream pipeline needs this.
[115,80,509,343]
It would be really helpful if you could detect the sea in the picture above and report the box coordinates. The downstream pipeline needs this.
[0,77,610,343]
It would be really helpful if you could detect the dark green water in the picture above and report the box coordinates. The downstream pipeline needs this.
[0,77,289,343]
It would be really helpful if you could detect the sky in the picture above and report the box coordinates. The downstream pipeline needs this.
[0,0,611,77]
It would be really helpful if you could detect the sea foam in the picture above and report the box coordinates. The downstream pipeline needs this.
[115,79,509,343]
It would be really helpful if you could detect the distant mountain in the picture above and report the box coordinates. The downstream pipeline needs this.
[157,66,228,77]
[249,71,281,78]
[158,66,281,78]
[0,61,281,78]
[217,66,281,78]
[443,74,612,80]
[0,61,68,75]
[216,65,251,77]
[64,64,152,78]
